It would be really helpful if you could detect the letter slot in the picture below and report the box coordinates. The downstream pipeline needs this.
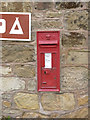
[37,31,60,91]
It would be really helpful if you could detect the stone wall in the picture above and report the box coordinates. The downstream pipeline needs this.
[0,1,88,118]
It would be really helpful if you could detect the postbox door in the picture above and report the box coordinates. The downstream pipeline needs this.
[40,53,57,88]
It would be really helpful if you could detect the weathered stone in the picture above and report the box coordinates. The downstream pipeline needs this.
[0,3,2,12]
[34,2,53,10]
[32,12,44,18]
[41,93,75,111]
[66,50,88,65]
[61,67,88,91]
[3,109,22,117]
[78,95,88,106]
[61,107,88,118]
[32,19,63,30]
[50,113,61,118]
[14,93,39,110]
[3,101,11,108]
[27,79,36,91]
[64,10,88,30]
[0,45,2,63]
[1,2,7,12]
[61,52,66,65]
[23,2,32,12]
[13,65,35,78]
[62,32,86,47]
[46,11,62,18]
[22,112,49,118]
[7,2,23,12]
[2,45,35,63]
[2,93,12,100]
[0,66,12,76]
[55,2,85,10]
[0,77,25,92]
[60,93,75,110]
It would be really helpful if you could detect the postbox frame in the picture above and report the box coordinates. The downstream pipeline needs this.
[37,31,60,92]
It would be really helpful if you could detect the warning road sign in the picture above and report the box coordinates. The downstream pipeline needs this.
[0,12,31,41]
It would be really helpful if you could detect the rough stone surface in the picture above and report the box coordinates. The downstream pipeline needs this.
[62,32,86,47]
[64,10,88,30]
[61,107,88,118]
[55,2,85,9]
[50,113,61,118]
[27,79,36,91]
[7,2,23,12]
[34,2,53,10]
[22,112,49,118]
[66,50,88,65]
[3,101,11,108]
[3,109,22,118]
[1,2,7,12]
[46,11,62,18]
[32,19,63,30]
[13,65,35,78]
[0,66,12,76]
[2,93,12,100]
[14,93,39,110]
[23,2,32,12]
[78,95,88,106]
[0,77,25,92]
[2,45,35,63]
[41,93,75,111]
[61,67,88,91]
[0,3,2,12]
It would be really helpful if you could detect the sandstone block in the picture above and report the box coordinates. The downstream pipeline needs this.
[0,66,12,76]
[22,112,49,118]
[27,79,36,91]
[34,2,53,10]
[61,107,88,118]
[0,77,25,92]
[3,101,11,108]
[78,95,88,106]
[1,2,7,12]
[32,19,63,30]
[46,11,62,18]
[66,50,88,65]
[2,45,35,63]
[13,65,35,78]
[14,93,39,110]
[55,2,86,10]
[7,2,23,12]
[3,109,22,118]
[41,93,75,111]
[23,2,32,12]
[62,32,86,47]
[0,3,2,12]
[61,67,88,91]
[64,10,88,30]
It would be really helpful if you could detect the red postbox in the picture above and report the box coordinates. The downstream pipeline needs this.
[37,31,60,91]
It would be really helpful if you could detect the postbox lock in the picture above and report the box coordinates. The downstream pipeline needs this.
[44,70,50,74]
[46,34,51,40]
[44,71,46,74]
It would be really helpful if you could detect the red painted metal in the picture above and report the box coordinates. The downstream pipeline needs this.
[37,31,60,92]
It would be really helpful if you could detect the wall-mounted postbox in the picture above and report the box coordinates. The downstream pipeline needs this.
[37,31,60,91]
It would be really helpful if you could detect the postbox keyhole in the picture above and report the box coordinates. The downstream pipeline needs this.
[44,71,46,74]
